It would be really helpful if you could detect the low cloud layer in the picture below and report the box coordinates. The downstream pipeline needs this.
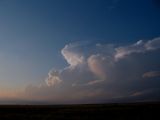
[25,37,160,104]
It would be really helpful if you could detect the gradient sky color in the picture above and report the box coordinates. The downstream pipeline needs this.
[0,0,160,104]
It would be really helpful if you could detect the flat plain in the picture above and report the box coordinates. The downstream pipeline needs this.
[0,102,159,120]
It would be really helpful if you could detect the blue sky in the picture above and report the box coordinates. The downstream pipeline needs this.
[0,0,160,104]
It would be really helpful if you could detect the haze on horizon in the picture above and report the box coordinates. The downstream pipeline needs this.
[0,0,160,104]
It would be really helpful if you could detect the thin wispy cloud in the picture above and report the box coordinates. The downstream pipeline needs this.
[115,37,160,61]
[142,71,160,78]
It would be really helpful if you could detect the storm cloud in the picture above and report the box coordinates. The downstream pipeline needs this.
[27,37,160,103]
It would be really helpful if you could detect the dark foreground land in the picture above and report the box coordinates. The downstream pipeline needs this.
[0,102,160,120]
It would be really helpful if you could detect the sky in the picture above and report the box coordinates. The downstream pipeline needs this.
[0,0,160,104]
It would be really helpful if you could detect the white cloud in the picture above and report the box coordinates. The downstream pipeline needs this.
[61,43,85,67]
[145,37,160,50]
[115,40,145,61]
[114,37,160,61]
[45,70,62,86]
[41,37,160,103]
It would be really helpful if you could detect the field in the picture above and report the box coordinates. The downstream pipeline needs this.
[0,102,159,120]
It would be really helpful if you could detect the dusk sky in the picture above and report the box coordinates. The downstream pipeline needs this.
[0,0,160,104]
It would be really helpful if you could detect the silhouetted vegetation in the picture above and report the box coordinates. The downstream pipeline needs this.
[0,102,159,120]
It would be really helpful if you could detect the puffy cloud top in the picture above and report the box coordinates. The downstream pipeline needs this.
[45,70,62,86]
[61,43,85,67]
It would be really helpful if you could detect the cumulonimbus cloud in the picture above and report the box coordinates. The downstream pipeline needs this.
[31,37,160,103]
[46,37,160,87]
